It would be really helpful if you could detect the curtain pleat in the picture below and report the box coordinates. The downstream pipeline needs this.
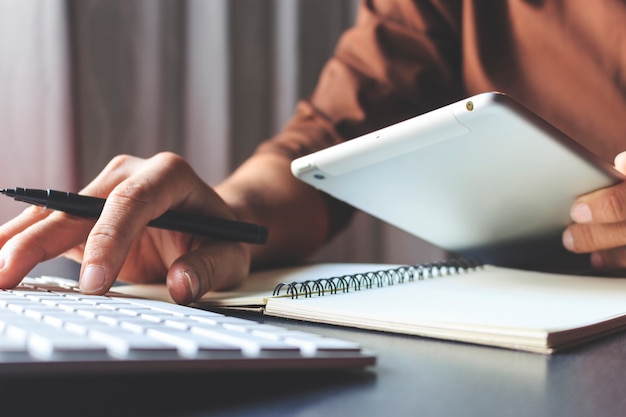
[0,0,76,222]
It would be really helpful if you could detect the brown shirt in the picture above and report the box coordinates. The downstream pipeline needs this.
[258,0,626,237]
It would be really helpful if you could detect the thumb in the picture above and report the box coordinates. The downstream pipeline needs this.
[166,241,250,305]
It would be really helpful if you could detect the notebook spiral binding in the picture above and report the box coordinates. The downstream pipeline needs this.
[272,258,484,299]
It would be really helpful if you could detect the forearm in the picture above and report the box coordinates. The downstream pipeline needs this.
[215,0,463,269]
[215,152,331,268]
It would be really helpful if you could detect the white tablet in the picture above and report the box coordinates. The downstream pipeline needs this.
[291,92,625,267]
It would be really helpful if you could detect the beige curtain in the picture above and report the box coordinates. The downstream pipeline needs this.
[0,0,444,277]
[0,0,76,222]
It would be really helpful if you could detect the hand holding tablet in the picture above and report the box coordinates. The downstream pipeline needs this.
[291,92,624,267]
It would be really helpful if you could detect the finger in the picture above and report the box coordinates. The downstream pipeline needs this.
[0,155,147,288]
[0,211,95,288]
[562,221,626,253]
[166,240,250,305]
[77,183,165,294]
[66,154,153,277]
[96,153,232,217]
[78,155,186,294]
[78,152,232,294]
[614,151,626,174]
[570,181,626,224]
[79,154,146,198]
[589,246,626,271]
[569,152,626,224]
[0,205,51,248]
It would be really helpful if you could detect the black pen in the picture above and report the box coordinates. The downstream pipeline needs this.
[0,187,268,245]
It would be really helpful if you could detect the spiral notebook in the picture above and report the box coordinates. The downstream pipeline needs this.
[115,259,626,354]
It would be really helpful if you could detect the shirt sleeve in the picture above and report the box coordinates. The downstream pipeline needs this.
[255,0,463,238]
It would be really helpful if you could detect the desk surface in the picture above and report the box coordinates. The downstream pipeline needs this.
[2,307,626,417]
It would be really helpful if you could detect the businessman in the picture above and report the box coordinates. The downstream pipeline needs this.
[1,0,625,304]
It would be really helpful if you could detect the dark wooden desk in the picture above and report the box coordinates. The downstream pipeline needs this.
[3,307,626,417]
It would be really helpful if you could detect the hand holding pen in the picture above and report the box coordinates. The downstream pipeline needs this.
[0,153,268,304]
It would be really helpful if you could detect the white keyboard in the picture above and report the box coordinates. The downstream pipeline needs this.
[0,276,375,376]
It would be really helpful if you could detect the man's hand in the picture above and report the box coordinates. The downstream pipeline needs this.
[563,151,626,270]
[0,152,250,304]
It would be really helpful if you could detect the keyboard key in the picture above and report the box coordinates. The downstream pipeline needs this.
[27,331,109,360]
[283,336,362,356]
[190,326,301,357]
[146,328,242,358]
[64,319,121,336]
[0,335,30,361]
[88,328,180,359]
[122,298,224,318]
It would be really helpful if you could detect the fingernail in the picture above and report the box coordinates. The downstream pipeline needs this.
[590,252,604,269]
[615,152,626,169]
[571,203,592,223]
[183,269,200,300]
[562,229,575,251]
[80,264,108,293]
